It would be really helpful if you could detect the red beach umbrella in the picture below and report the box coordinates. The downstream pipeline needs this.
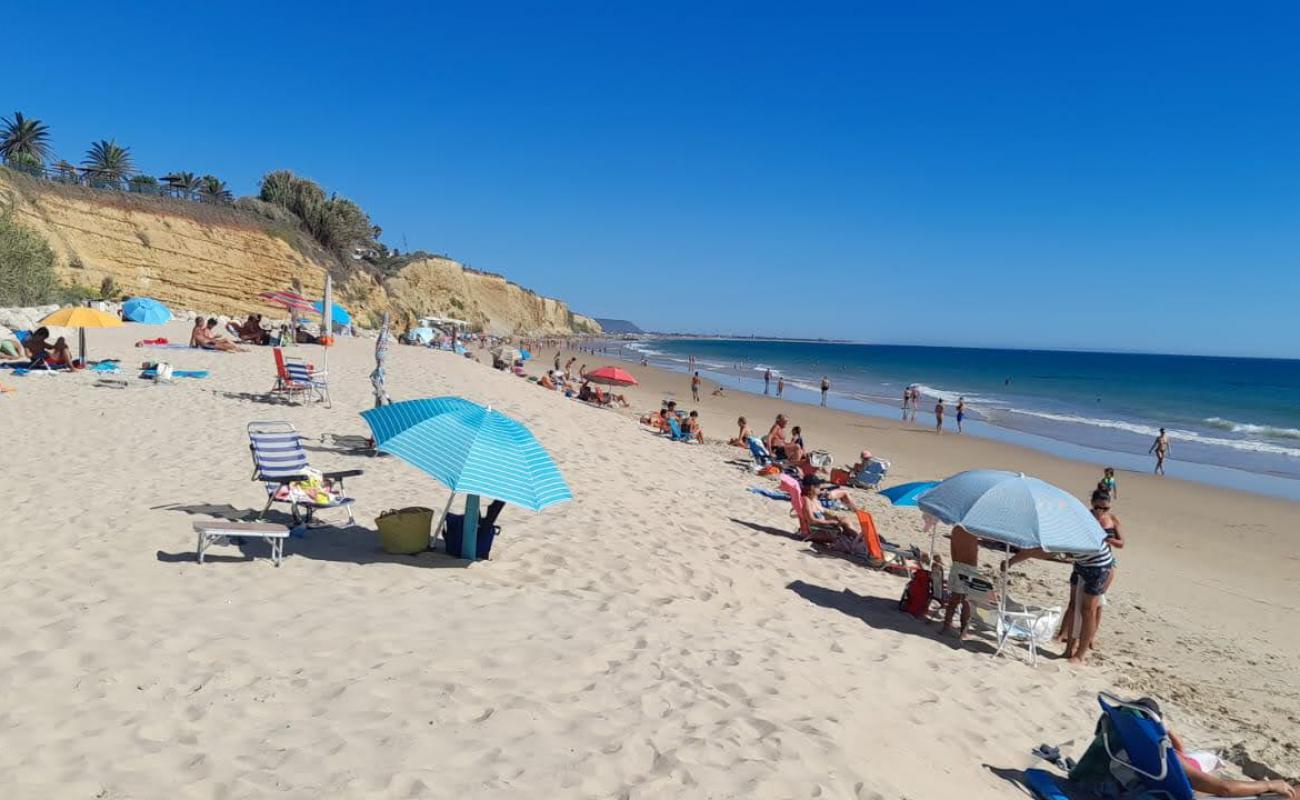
[258,290,316,314]
[586,366,638,386]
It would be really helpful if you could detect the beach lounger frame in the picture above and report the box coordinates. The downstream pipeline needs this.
[248,421,361,526]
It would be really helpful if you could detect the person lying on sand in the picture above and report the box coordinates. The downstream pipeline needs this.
[0,335,25,361]
[1137,698,1299,798]
[539,372,557,390]
[728,416,753,447]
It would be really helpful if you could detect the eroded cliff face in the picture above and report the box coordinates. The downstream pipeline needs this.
[342,257,598,336]
[0,172,598,335]
[1,173,325,317]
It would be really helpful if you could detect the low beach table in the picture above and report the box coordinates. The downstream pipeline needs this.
[193,520,290,567]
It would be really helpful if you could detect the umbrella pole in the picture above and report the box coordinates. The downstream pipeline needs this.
[1000,543,1010,618]
[461,494,481,560]
[78,327,86,366]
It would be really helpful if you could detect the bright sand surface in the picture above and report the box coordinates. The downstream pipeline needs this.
[1,325,1296,798]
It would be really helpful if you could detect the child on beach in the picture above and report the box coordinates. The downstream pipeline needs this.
[1101,467,1118,499]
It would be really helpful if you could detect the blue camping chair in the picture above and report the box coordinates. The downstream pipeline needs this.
[746,436,775,467]
[1098,692,1198,800]
[666,417,694,442]
[248,422,362,526]
[850,458,890,490]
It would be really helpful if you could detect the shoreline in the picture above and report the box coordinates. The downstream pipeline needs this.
[595,337,1300,502]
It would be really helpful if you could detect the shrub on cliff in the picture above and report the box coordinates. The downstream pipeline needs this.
[0,209,60,305]
[257,170,378,256]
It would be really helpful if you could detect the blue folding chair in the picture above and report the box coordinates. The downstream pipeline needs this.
[1098,692,1197,800]
[746,435,775,467]
[248,421,361,526]
[666,417,694,442]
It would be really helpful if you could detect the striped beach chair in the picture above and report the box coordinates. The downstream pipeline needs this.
[248,421,361,526]
[270,348,331,407]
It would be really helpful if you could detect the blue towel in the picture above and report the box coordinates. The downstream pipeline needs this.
[749,487,791,501]
[1023,769,1069,800]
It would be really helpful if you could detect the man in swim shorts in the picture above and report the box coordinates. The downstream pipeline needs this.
[938,525,985,640]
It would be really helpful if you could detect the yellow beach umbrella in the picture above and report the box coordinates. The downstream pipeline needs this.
[38,307,123,365]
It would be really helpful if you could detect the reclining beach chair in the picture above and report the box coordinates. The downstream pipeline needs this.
[746,436,777,469]
[849,458,890,490]
[666,417,696,443]
[270,348,331,407]
[1097,692,1271,799]
[1025,692,1265,800]
[248,421,361,526]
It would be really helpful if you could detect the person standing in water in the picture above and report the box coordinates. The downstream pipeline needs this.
[901,387,911,420]
[763,368,772,395]
[820,376,830,406]
[956,397,966,433]
[776,376,785,397]
[691,371,701,402]
[1149,428,1170,475]
[934,398,945,433]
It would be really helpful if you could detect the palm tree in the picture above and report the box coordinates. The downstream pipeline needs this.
[198,174,232,203]
[161,171,200,192]
[0,111,52,165]
[82,139,134,183]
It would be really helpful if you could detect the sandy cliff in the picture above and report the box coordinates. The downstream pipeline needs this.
[0,171,597,335]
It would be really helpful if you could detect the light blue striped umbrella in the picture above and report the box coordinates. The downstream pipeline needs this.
[916,469,1104,554]
[360,396,572,512]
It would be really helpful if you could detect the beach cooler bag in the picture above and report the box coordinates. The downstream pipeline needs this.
[441,513,501,560]
[899,567,932,618]
[829,467,851,486]
[375,507,434,554]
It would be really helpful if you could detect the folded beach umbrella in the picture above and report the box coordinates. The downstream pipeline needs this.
[313,299,351,328]
[879,480,940,507]
[916,470,1104,554]
[585,366,638,386]
[360,397,572,559]
[121,297,173,324]
[38,306,123,364]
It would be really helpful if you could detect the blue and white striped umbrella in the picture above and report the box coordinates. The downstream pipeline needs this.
[360,397,572,512]
[916,469,1105,554]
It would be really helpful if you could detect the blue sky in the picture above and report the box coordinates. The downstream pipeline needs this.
[7,2,1300,357]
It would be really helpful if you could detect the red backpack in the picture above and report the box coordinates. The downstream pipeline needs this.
[898,566,932,618]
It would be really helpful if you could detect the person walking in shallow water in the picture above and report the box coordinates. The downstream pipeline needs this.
[763,368,772,395]
[820,376,830,406]
[934,398,945,433]
[776,376,784,397]
[1150,428,1170,475]
[956,397,965,433]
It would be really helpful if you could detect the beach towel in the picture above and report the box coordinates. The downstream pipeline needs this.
[141,368,209,379]
[748,486,791,501]
[138,343,201,350]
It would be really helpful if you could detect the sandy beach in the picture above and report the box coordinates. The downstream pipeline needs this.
[2,325,1297,798]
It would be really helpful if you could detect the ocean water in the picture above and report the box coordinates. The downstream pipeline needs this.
[607,338,1300,496]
